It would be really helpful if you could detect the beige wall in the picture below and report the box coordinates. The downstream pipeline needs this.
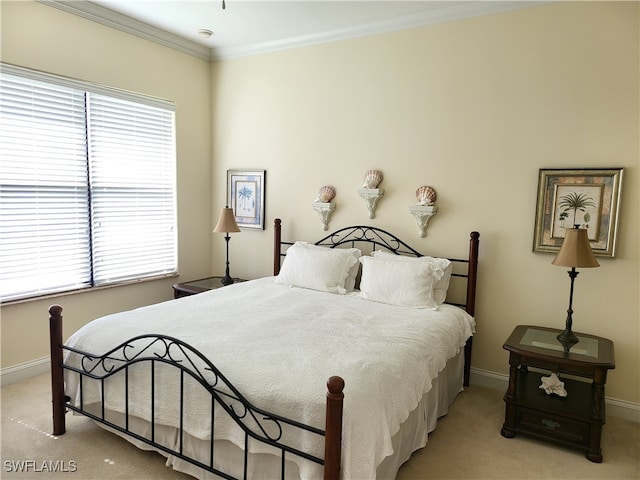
[0,2,212,367]
[0,1,638,408]
[211,2,639,404]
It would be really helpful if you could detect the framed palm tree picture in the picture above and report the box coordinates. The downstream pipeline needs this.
[533,168,623,257]
[227,170,266,229]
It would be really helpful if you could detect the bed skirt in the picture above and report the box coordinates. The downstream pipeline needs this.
[88,350,464,479]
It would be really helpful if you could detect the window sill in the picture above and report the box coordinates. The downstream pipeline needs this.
[1,273,179,306]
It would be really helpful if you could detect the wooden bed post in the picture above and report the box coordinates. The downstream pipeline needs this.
[273,218,282,275]
[49,304,66,436]
[464,231,480,386]
[324,376,344,480]
[465,231,480,317]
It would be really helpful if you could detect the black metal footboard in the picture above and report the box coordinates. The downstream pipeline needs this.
[49,305,344,480]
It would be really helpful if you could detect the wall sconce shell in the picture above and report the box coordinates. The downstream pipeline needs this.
[316,185,336,203]
[358,170,384,219]
[409,186,437,237]
[312,185,336,230]
[363,170,383,189]
[416,185,437,206]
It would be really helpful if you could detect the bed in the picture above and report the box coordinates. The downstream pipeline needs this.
[49,218,480,480]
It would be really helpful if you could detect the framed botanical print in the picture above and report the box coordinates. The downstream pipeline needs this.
[533,168,623,257]
[227,170,266,230]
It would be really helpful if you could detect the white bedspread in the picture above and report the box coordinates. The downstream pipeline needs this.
[64,277,475,479]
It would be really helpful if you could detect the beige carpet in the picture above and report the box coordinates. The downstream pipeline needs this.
[1,373,638,479]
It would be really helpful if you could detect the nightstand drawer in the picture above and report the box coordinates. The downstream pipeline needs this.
[516,407,589,445]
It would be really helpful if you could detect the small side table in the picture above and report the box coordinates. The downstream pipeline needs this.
[172,276,245,298]
[501,325,614,462]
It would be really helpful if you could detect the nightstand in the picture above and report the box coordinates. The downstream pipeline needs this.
[501,325,615,462]
[172,276,245,298]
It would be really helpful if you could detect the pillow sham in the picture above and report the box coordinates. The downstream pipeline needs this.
[297,242,361,292]
[371,251,452,305]
[275,242,361,294]
[358,255,438,308]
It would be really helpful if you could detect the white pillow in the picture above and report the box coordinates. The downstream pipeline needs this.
[371,251,452,305]
[358,255,438,308]
[275,242,361,294]
[296,242,361,292]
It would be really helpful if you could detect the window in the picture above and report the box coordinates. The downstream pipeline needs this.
[0,64,177,302]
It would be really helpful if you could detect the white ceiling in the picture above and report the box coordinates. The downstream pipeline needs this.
[44,1,543,60]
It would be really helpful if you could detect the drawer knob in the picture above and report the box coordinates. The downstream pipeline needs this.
[542,419,561,430]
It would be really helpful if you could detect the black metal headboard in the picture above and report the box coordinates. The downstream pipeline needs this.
[272,218,480,387]
[272,219,479,314]
[313,225,423,256]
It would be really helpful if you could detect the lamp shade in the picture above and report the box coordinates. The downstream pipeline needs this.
[213,207,240,233]
[552,227,599,268]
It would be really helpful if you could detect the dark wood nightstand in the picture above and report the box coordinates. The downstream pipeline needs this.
[172,276,246,298]
[501,325,614,462]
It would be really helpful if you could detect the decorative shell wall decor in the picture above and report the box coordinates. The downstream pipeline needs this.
[409,185,438,237]
[416,186,437,206]
[312,186,336,230]
[362,170,383,189]
[315,185,336,203]
[358,170,384,219]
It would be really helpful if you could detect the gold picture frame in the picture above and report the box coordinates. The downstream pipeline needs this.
[533,168,623,257]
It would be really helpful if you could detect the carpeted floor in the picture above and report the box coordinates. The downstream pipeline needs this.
[1,373,638,479]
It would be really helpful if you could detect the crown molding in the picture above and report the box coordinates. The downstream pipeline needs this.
[212,1,544,60]
[38,1,544,62]
[37,0,212,61]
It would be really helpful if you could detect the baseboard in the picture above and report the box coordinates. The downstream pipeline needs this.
[1,357,50,386]
[469,367,640,423]
[605,397,640,423]
[469,367,509,391]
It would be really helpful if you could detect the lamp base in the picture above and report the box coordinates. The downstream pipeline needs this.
[220,275,234,286]
[557,329,579,354]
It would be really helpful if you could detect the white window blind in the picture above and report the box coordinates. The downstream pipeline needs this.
[88,94,177,284]
[0,73,91,300]
[0,64,177,302]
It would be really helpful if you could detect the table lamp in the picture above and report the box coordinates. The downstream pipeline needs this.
[551,226,599,353]
[213,206,241,286]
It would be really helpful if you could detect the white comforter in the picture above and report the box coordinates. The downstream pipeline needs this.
[64,277,475,479]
